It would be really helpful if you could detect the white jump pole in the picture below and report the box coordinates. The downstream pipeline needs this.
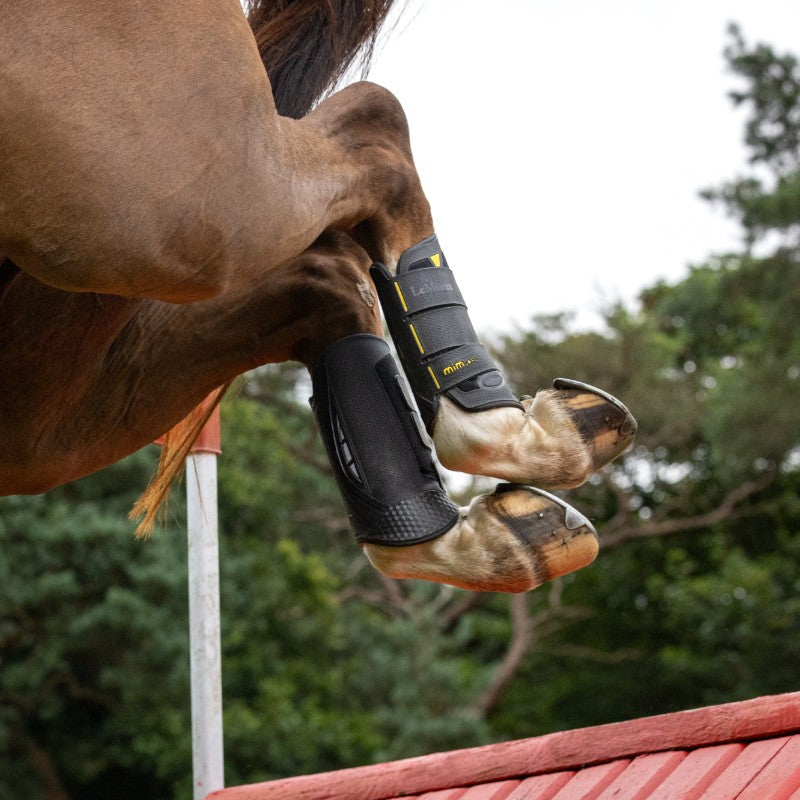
[185,405,224,799]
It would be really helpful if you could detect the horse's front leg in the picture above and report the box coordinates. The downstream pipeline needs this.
[368,237,638,491]
[309,330,601,594]
[301,84,637,491]
[132,230,602,594]
[122,231,601,594]
[1,234,596,592]
[148,227,604,594]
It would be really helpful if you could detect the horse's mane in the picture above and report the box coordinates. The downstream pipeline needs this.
[131,0,398,536]
[248,0,397,118]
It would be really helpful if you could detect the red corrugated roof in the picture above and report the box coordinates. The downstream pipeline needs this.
[208,692,800,800]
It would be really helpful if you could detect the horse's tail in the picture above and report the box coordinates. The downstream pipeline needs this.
[247,0,398,118]
[130,382,231,538]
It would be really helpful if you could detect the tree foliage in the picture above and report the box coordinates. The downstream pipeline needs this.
[489,23,800,737]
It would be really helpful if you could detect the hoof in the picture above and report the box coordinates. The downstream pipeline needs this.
[481,484,599,588]
[551,378,637,472]
[431,378,636,492]
[362,484,599,593]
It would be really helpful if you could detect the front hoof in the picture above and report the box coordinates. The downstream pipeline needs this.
[482,484,599,588]
[363,485,599,593]
[551,378,637,471]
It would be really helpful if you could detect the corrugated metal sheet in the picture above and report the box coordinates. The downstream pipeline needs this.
[209,693,800,800]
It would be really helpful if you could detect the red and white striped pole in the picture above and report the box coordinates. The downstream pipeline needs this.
[185,404,224,800]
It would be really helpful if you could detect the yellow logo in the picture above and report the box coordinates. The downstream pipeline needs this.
[442,358,476,376]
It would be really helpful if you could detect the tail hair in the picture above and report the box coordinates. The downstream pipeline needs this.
[246,0,398,118]
[130,382,231,539]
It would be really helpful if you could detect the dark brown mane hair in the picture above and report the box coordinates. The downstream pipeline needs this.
[246,0,398,118]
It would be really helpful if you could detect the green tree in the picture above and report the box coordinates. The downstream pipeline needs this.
[0,450,192,800]
[479,24,800,736]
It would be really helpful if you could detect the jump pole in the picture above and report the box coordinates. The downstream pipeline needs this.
[185,405,224,799]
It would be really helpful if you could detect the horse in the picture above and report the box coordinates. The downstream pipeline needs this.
[0,0,636,593]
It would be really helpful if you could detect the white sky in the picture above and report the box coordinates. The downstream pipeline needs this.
[364,0,800,336]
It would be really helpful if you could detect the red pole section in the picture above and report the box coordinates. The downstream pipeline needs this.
[191,404,222,455]
[154,396,222,454]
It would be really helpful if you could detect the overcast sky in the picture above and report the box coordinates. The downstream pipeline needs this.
[363,0,800,336]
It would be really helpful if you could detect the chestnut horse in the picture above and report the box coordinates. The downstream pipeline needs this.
[0,0,635,592]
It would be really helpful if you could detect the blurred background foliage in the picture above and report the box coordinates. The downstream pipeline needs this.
[2,26,799,800]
